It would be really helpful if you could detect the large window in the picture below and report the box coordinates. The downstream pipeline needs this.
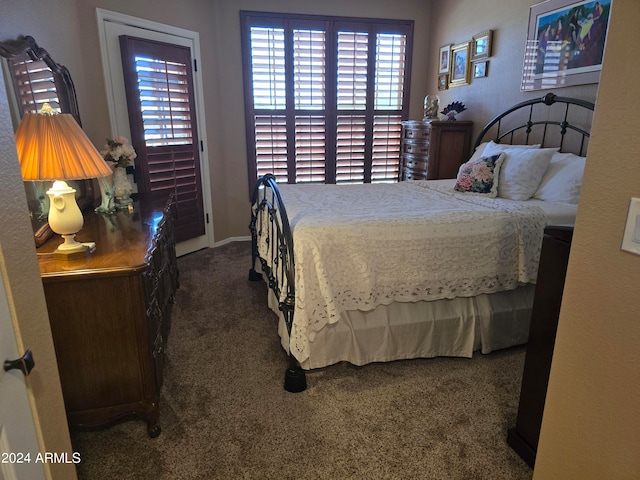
[241,12,413,190]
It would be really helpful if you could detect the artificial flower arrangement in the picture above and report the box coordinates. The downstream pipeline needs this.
[101,136,137,168]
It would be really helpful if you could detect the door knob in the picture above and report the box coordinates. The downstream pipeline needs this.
[3,349,35,376]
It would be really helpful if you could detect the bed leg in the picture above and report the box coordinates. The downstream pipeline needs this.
[284,358,306,393]
[248,268,262,282]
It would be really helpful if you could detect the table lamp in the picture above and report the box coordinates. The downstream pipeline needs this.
[14,103,113,258]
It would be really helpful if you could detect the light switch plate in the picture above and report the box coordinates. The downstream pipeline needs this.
[621,197,640,255]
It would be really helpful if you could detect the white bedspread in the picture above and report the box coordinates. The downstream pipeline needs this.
[260,180,548,364]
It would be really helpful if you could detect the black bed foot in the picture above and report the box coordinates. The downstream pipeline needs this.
[248,268,262,282]
[284,367,307,393]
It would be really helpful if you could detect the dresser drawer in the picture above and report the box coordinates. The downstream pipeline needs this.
[402,141,430,156]
[402,153,428,172]
[402,124,431,141]
[403,167,427,181]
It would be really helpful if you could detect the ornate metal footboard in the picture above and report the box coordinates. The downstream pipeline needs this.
[248,174,306,392]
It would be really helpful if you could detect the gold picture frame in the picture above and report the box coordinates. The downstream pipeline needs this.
[449,42,471,87]
[437,74,449,91]
[471,30,493,61]
[438,44,451,74]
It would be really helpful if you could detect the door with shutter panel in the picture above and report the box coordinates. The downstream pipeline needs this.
[119,36,205,243]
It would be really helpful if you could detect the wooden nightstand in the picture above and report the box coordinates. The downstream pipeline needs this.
[36,193,178,437]
[507,225,574,467]
[399,120,473,180]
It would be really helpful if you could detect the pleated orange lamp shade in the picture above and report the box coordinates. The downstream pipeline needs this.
[14,104,112,257]
[14,105,112,181]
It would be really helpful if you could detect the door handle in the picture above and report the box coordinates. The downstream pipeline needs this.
[3,349,35,376]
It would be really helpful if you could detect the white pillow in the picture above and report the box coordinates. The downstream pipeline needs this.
[463,141,540,175]
[482,142,557,201]
[533,152,586,204]
[468,142,490,163]
[483,140,542,152]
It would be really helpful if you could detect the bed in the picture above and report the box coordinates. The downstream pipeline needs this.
[249,93,594,392]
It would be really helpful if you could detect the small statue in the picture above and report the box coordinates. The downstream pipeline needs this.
[423,94,440,121]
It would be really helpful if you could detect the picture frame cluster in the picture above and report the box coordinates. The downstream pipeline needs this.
[438,30,493,90]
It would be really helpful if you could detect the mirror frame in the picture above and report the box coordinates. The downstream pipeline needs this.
[0,35,95,246]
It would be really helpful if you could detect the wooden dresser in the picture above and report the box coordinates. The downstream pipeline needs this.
[399,120,473,180]
[36,193,178,437]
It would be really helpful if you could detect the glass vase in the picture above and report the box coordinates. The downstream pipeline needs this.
[113,166,133,209]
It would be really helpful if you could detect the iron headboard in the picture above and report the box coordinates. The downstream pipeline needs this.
[474,93,595,156]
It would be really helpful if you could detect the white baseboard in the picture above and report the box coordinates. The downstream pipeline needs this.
[213,236,251,247]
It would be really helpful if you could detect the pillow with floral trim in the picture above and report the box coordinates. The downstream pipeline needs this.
[454,153,505,197]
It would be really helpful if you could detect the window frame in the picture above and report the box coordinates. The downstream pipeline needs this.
[240,11,414,193]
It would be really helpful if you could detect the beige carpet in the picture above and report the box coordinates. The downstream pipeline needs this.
[71,242,533,480]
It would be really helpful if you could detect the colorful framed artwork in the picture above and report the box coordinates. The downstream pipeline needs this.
[449,42,471,87]
[437,74,449,91]
[474,61,488,78]
[521,0,612,91]
[471,30,493,61]
[438,44,451,74]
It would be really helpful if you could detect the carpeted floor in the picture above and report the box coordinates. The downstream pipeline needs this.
[71,242,533,479]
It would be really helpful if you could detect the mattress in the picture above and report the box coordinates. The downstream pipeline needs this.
[270,179,574,365]
[430,179,578,225]
[258,180,576,369]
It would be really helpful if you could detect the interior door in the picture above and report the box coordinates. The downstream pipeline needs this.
[0,269,45,480]
[119,35,205,244]
[98,13,212,256]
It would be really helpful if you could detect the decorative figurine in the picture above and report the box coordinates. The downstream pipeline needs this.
[423,94,440,121]
[441,101,467,121]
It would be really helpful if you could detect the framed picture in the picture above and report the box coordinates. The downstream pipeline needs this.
[437,74,449,91]
[438,44,451,74]
[471,30,493,61]
[474,61,488,78]
[521,0,612,91]
[449,42,471,87]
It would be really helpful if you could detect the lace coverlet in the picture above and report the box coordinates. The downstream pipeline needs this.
[260,181,548,364]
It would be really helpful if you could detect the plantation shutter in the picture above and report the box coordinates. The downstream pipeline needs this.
[242,12,412,191]
[335,30,367,183]
[250,26,288,182]
[8,52,61,116]
[371,33,406,182]
[119,35,204,243]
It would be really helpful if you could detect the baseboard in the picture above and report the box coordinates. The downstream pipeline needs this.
[213,236,251,247]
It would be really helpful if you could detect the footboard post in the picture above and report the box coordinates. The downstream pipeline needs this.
[248,179,263,282]
[281,294,306,393]
[248,174,307,392]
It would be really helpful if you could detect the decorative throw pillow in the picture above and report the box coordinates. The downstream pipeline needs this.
[533,152,586,204]
[482,142,558,201]
[454,153,505,197]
